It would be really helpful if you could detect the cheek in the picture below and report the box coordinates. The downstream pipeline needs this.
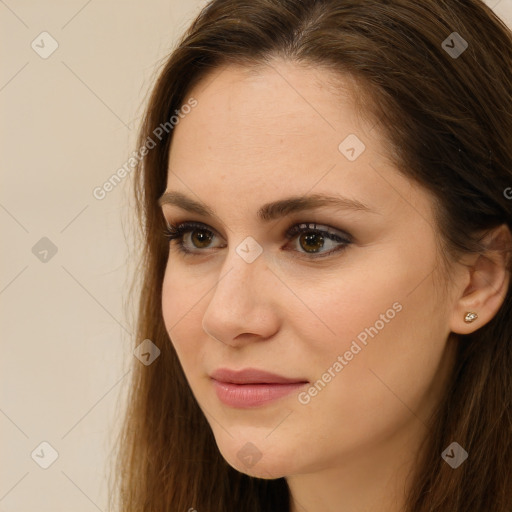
[161,266,201,361]
[161,262,220,381]
[293,252,450,450]
[281,257,417,367]
[161,267,177,336]
[305,235,444,354]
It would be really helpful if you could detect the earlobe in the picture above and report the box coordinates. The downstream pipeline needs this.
[450,224,511,335]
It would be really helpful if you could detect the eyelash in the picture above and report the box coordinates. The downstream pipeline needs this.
[161,220,353,260]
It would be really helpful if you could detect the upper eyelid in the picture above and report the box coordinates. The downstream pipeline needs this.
[166,219,352,241]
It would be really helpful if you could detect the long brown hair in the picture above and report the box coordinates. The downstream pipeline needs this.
[108,1,512,510]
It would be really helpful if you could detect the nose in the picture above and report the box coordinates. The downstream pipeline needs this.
[201,245,280,347]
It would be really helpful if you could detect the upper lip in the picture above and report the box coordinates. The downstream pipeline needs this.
[210,368,309,384]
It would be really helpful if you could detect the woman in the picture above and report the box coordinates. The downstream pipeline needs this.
[110,1,512,510]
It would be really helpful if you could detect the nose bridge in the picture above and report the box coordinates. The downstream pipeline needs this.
[212,237,265,305]
[201,238,276,343]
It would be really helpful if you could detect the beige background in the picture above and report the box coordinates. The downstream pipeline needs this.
[1,1,511,510]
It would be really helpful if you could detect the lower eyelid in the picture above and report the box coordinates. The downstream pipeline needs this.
[176,229,351,259]
[165,219,353,251]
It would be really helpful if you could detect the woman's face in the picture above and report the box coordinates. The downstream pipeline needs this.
[160,60,460,479]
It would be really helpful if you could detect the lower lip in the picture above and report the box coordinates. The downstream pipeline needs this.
[211,379,308,408]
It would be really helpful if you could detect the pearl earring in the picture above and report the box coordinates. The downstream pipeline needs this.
[464,311,478,323]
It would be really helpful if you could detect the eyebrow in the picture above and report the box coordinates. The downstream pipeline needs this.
[157,190,375,222]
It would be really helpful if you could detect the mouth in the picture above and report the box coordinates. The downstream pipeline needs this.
[209,368,309,408]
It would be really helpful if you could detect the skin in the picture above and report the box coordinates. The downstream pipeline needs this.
[159,60,510,512]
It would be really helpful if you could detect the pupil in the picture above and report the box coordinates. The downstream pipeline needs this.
[300,232,324,253]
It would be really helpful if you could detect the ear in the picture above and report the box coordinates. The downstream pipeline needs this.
[450,223,511,334]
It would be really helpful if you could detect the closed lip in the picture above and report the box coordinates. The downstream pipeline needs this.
[210,367,309,384]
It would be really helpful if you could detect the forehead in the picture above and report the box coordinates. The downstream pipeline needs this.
[170,59,365,153]
[169,61,368,174]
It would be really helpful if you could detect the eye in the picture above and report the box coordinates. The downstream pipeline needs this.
[284,222,352,259]
[162,220,352,259]
[162,221,224,255]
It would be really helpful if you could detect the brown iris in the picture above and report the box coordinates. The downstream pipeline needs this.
[299,232,325,253]
[190,229,213,249]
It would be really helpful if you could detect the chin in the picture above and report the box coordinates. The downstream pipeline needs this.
[214,436,294,479]
[227,456,290,480]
